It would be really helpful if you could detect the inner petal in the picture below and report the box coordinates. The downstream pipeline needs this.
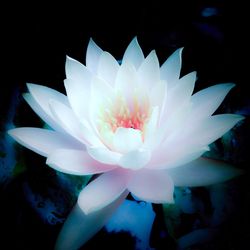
[113,127,143,154]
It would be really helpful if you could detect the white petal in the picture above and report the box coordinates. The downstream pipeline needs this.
[167,157,243,187]
[161,71,196,122]
[23,93,62,132]
[87,146,122,165]
[8,128,83,157]
[127,168,174,203]
[91,76,115,106]
[49,99,104,147]
[164,147,209,169]
[46,149,117,175]
[97,51,119,86]
[170,71,196,103]
[119,149,151,170]
[55,190,128,250]
[65,56,91,82]
[144,106,160,149]
[147,144,208,170]
[138,50,160,90]
[148,114,243,169]
[26,83,68,130]
[150,80,167,109]
[64,74,92,122]
[189,83,235,120]
[157,113,243,166]
[113,128,143,154]
[158,101,192,142]
[160,48,183,89]
[184,114,244,146]
[86,38,103,73]
[122,37,144,69]
[77,168,130,214]
[115,60,138,104]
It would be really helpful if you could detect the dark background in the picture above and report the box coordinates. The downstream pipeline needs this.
[1,1,249,249]
[1,1,248,105]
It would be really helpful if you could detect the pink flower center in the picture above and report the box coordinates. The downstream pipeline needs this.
[96,93,150,147]
[102,94,149,132]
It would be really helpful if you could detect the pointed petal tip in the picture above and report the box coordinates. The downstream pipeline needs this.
[224,82,236,88]
[88,37,96,44]
[7,128,15,137]
[216,82,236,93]
[7,128,23,140]
[65,55,77,62]
[131,36,138,43]
[26,82,36,90]
[175,47,184,56]
[231,113,245,123]
[179,47,184,53]
[216,82,236,92]
[148,49,157,57]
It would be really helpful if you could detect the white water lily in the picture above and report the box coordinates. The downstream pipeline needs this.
[8,38,243,250]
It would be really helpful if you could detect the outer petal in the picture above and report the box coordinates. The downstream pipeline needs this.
[137,50,160,90]
[25,84,68,131]
[157,101,192,144]
[183,114,244,146]
[46,149,117,175]
[160,71,196,125]
[86,38,103,73]
[167,71,196,109]
[167,157,243,187]
[77,168,130,214]
[122,37,144,69]
[151,114,244,168]
[8,128,83,157]
[55,190,128,250]
[97,51,119,86]
[119,149,151,170]
[64,69,92,122]
[147,145,208,170]
[113,128,143,154]
[189,83,235,120]
[127,168,174,203]
[23,93,63,132]
[160,47,183,89]
[49,99,104,147]
[65,56,91,83]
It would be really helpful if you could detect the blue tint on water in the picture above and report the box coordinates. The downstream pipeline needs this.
[106,199,156,250]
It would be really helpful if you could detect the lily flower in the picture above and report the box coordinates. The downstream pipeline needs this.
[8,38,243,250]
